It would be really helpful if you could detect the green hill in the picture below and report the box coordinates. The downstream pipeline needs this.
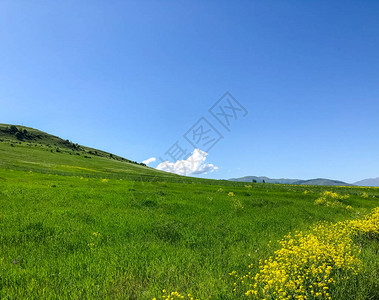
[0,123,236,185]
[0,123,186,183]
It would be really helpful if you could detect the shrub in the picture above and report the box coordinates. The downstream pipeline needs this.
[15,132,23,140]
[9,125,18,134]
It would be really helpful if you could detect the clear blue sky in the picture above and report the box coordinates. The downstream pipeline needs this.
[1,1,378,183]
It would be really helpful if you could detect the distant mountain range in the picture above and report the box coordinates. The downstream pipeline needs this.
[297,179,354,186]
[229,176,300,184]
[353,177,379,187]
[228,176,360,186]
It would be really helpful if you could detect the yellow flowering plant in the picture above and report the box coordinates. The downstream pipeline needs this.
[154,290,198,300]
[314,191,350,208]
[232,207,379,300]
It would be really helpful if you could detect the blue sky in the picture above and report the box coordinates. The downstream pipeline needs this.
[1,1,378,183]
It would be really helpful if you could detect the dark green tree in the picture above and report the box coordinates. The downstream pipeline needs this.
[9,125,18,134]
[15,131,23,140]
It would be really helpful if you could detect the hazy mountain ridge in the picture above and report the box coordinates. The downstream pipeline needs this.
[229,176,354,186]
[295,178,354,186]
[229,176,300,184]
[353,177,379,187]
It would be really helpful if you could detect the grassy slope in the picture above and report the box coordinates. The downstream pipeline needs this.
[0,123,175,181]
[0,125,378,299]
[0,124,234,185]
[0,123,140,163]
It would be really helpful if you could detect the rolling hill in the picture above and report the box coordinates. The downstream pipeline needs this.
[0,123,181,182]
[0,124,360,188]
[0,123,236,185]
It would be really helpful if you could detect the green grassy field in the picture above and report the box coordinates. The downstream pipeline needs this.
[0,125,378,299]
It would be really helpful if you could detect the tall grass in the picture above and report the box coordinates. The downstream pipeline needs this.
[0,141,378,299]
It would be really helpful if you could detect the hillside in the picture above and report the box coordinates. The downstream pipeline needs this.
[0,123,144,163]
[0,123,181,182]
[0,124,240,186]
[0,124,358,188]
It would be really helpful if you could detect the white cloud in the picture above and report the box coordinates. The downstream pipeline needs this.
[156,149,218,176]
[142,157,156,165]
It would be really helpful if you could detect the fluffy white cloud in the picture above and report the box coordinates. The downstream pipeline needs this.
[156,149,218,176]
[142,157,156,165]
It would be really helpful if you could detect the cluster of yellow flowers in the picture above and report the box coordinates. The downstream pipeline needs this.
[339,186,379,190]
[88,232,102,249]
[153,290,198,300]
[232,207,379,299]
[349,207,379,236]
[361,192,369,198]
[227,191,244,209]
[314,191,349,208]
[101,178,109,183]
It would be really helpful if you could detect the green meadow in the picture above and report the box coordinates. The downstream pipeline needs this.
[0,125,378,299]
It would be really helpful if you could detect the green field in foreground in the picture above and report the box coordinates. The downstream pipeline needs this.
[0,126,378,299]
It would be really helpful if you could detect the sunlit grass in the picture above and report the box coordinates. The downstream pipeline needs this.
[0,139,378,299]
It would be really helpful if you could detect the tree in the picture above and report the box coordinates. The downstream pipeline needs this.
[15,131,23,140]
[252,179,257,183]
[9,125,18,134]
[263,180,266,183]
